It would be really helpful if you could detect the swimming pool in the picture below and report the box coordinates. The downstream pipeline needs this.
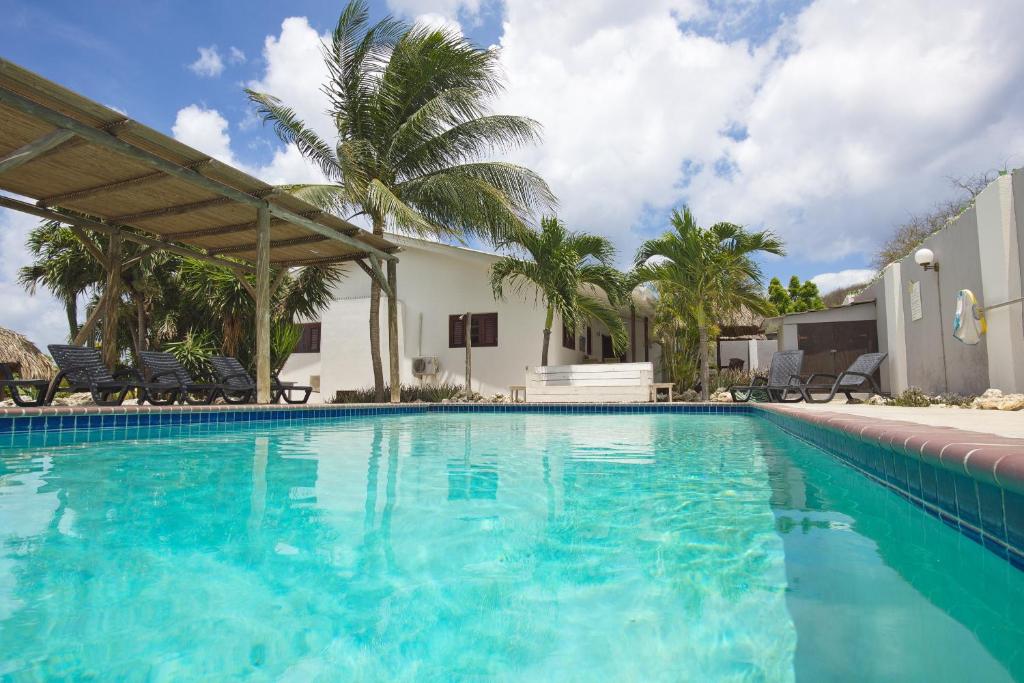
[1,411,1023,680]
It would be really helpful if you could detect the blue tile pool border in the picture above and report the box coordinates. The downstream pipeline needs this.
[758,405,1024,571]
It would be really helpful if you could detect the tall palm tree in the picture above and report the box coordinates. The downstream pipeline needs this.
[632,207,784,400]
[490,217,627,366]
[246,0,554,401]
[18,221,104,340]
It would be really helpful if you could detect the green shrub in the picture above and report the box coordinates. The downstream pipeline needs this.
[331,382,465,404]
[930,392,975,407]
[163,329,216,380]
[708,368,768,392]
[890,387,931,407]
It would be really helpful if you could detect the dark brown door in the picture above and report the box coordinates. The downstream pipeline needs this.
[601,334,613,359]
[797,321,878,378]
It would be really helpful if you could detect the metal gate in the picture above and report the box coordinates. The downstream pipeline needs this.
[796,320,879,379]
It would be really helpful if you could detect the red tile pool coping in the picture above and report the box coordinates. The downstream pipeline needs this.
[2,400,1023,569]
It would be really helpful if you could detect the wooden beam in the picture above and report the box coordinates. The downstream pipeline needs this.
[0,129,77,175]
[0,85,264,208]
[121,246,157,270]
[170,215,296,241]
[36,159,212,208]
[233,271,256,301]
[102,228,122,369]
[387,259,400,404]
[208,234,328,256]
[255,206,272,404]
[67,225,108,267]
[111,196,231,223]
[368,255,392,297]
[272,254,367,267]
[72,289,107,345]
[269,204,396,263]
[0,194,256,274]
[355,257,392,298]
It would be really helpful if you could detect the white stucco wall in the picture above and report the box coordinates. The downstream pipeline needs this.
[976,174,1024,392]
[280,235,658,400]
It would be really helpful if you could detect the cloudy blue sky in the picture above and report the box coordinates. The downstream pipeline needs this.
[2,0,1023,350]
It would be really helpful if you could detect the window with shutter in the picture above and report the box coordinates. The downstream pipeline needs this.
[562,321,575,349]
[293,323,322,353]
[449,313,498,347]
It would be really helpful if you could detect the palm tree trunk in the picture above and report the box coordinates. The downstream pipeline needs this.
[64,298,79,342]
[541,304,554,366]
[369,217,385,402]
[699,325,710,401]
[135,296,147,352]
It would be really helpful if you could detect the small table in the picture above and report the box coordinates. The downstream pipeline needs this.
[509,385,526,403]
[651,383,674,403]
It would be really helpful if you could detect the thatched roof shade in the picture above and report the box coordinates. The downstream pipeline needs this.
[718,306,765,337]
[0,58,398,269]
[0,326,56,380]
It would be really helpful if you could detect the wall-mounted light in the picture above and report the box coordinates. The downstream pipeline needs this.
[914,247,938,271]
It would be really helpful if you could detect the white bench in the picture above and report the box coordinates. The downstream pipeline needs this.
[525,363,654,403]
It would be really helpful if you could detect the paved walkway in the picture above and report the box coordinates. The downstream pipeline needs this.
[777,402,1024,439]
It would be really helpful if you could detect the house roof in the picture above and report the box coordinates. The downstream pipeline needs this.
[0,58,398,269]
[386,232,657,315]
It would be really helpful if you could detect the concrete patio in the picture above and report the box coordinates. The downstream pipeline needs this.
[778,402,1024,439]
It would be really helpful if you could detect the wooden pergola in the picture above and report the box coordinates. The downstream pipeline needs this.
[0,58,401,403]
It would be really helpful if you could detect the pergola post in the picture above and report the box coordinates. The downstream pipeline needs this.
[255,206,271,404]
[387,259,400,403]
[101,229,122,368]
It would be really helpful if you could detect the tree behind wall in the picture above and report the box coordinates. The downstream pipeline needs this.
[767,275,824,314]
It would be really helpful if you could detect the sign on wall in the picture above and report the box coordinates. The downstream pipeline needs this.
[909,281,923,321]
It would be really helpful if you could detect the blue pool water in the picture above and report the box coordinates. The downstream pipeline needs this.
[1,413,1023,680]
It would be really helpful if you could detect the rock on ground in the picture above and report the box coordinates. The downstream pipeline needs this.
[972,388,1024,411]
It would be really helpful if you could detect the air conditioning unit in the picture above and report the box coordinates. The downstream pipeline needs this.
[412,356,440,377]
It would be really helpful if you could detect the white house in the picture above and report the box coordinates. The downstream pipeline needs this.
[279,234,661,401]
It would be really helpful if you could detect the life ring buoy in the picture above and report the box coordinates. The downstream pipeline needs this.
[953,289,986,345]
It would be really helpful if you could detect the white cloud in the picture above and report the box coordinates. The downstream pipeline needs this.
[414,12,464,35]
[682,0,1024,260]
[171,105,239,166]
[489,0,1024,264]
[246,17,334,142]
[228,46,247,64]
[0,208,72,351]
[386,0,482,24]
[171,101,327,185]
[810,269,877,294]
[492,0,765,257]
[189,1,1024,271]
[188,45,225,77]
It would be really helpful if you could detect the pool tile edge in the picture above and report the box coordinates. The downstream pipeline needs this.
[756,404,1024,569]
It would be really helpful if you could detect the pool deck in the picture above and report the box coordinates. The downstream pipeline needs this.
[763,402,1024,439]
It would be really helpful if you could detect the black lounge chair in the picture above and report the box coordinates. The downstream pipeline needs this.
[1,363,51,407]
[794,352,888,403]
[209,356,256,404]
[47,344,180,407]
[273,375,313,404]
[729,350,804,403]
[210,355,313,404]
[138,351,223,405]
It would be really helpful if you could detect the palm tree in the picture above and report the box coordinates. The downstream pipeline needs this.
[490,217,627,366]
[632,207,784,400]
[246,0,554,401]
[18,221,103,340]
